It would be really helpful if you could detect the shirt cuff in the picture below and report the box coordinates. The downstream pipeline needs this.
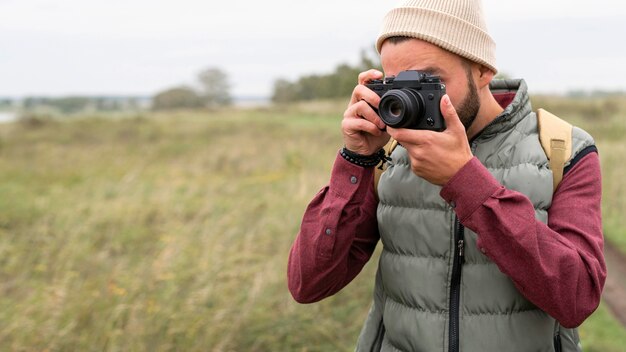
[439,157,503,221]
[329,151,375,202]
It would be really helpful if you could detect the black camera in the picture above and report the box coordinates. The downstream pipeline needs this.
[366,70,446,131]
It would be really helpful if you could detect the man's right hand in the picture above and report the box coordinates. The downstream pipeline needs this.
[341,69,390,156]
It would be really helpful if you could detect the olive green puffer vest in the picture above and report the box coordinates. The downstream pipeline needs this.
[356,79,595,352]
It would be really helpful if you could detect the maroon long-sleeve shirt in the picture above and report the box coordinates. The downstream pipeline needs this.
[288,150,606,328]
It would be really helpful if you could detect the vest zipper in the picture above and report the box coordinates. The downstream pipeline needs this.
[553,330,562,352]
[449,216,465,352]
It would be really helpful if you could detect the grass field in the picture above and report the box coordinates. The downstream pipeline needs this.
[0,98,625,351]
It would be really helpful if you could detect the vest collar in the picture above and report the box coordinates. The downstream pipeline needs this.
[471,79,532,143]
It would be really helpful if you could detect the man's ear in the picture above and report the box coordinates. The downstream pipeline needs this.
[476,65,494,89]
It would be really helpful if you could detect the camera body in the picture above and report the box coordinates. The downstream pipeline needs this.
[366,70,446,131]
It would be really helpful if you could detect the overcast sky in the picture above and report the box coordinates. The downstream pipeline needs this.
[1,0,625,98]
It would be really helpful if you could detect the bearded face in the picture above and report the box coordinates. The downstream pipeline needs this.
[456,65,481,131]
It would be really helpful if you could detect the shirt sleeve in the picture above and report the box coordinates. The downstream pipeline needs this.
[287,152,380,303]
[440,153,606,328]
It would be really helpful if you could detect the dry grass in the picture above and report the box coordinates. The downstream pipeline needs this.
[0,97,625,350]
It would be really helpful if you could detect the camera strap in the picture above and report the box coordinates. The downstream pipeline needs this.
[374,139,398,201]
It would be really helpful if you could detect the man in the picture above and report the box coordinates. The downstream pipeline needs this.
[287,1,606,351]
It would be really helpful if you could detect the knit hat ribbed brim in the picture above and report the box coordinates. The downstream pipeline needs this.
[376,0,497,73]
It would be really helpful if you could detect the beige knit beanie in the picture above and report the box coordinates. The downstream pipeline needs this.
[376,0,497,73]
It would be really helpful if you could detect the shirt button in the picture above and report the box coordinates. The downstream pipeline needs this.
[480,247,487,254]
[350,176,358,184]
[325,228,332,236]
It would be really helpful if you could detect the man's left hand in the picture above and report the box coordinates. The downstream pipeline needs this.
[387,94,473,186]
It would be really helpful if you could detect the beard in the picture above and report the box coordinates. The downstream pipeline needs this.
[455,73,481,131]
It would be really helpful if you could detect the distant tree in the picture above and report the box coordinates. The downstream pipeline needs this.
[197,67,232,108]
[94,97,122,111]
[152,86,204,110]
[297,75,325,101]
[271,79,299,104]
[48,97,91,114]
[0,98,12,108]
[269,46,382,103]
[23,97,50,110]
[358,48,381,71]
[332,63,361,98]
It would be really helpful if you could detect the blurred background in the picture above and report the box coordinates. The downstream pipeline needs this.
[1,0,625,350]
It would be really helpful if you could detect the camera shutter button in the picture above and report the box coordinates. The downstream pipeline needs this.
[428,94,434,100]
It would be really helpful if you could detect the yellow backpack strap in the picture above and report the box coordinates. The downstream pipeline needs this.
[374,138,398,200]
[537,108,573,192]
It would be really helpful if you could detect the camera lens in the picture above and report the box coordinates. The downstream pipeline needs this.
[388,100,403,118]
[378,89,425,128]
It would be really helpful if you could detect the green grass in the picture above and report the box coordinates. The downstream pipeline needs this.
[579,303,626,352]
[0,98,625,350]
